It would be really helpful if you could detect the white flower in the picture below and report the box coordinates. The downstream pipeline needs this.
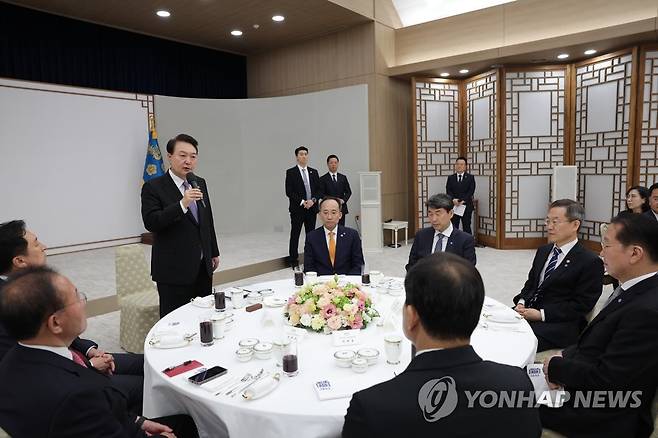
[363,313,371,323]
[300,313,312,327]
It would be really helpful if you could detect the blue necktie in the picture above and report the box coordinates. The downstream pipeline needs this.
[302,168,312,200]
[543,246,562,281]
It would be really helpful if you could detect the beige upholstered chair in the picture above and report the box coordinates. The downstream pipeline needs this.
[115,244,159,353]
[541,429,566,438]
[0,426,10,437]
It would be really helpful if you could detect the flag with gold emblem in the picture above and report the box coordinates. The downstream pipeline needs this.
[143,117,165,183]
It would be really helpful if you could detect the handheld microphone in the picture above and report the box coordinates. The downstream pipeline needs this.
[186,173,206,208]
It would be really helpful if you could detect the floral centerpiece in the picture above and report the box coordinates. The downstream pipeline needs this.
[285,276,379,333]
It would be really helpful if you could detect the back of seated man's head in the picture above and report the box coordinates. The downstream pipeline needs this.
[404,252,484,344]
[0,266,81,343]
[0,220,47,275]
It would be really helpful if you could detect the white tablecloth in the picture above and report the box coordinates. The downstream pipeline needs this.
[143,277,537,438]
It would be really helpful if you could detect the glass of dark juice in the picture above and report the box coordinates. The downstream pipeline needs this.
[294,267,304,287]
[282,338,299,376]
[213,289,226,312]
[199,314,214,346]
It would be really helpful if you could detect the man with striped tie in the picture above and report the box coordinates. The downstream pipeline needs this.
[513,199,603,352]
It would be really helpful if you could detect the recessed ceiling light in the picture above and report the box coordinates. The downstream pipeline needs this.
[231,30,243,36]
[557,53,569,59]
[272,15,285,22]
[253,24,260,29]
[584,49,597,55]
[459,69,469,74]
[156,10,170,18]
[440,72,450,77]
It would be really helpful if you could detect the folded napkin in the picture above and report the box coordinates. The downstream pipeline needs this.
[242,373,281,400]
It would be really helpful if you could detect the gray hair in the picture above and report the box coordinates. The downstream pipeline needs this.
[426,193,454,211]
[549,199,584,227]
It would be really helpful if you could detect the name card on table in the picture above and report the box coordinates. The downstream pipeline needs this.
[332,329,360,347]
[284,326,307,343]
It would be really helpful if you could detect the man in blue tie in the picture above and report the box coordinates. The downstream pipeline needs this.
[406,193,476,271]
[285,146,322,268]
[513,199,603,352]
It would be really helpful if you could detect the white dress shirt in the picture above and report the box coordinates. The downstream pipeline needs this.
[324,226,338,251]
[415,347,444,357]
[298,165,313,205]
[653,211,658,222]
[431,223,453,253]
[18,342,74,361]
[620,271,658,291]
[169,169,189,213]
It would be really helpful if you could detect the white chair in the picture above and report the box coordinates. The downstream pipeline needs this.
[115,244,159,353]
[650,388,658,438]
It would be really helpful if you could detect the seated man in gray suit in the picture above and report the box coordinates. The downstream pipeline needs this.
[343,253,540,437]
[407,193,476,270]
[645,182,658,222]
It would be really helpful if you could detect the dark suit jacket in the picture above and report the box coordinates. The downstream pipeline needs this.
[141,172,220,285]
[320,172,352,214]
[446,172,476,208]
[285,166,322,214]
[643,209,658,222]
[513,242,603,348]
[0,278,96,362]
[406,226,476,270]
[303,226,364,276]
[0,345,159,437]
[342,346,541,438]
[542,274,658,438]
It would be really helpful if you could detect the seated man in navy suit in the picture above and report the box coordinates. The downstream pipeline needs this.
[0,220,144,414]
[343,253,540,437]
[513,200,603,352]
[303,197,364,276]
[406,193,476,270]
[0,267,197,437]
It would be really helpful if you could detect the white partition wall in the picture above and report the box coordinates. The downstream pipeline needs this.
[359,171,382,253]
[155,85,369,236]
[639,50,658,188]
[0,78,151,250]
[413,79,460,228]
[575,52,633,242]
[504,69,566,240]
[466,71,498,244]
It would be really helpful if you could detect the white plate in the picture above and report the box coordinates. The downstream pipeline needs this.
[149,332,194,349]
[190,296,213,308]
[263,297,287,307]
[485,313,523,324]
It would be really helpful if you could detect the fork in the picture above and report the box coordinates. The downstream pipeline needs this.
[227,369,264,396]
[215,373,251,396]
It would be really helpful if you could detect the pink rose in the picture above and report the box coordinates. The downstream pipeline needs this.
[350,314,363,329]
[327,315,342,330]
[321,304,337,319]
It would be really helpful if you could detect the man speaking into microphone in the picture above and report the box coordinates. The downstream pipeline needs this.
[141,133,220,317]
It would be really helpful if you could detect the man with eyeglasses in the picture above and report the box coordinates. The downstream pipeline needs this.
[0,267,198,437]
[0,220,145,414]
[512,199,603,352]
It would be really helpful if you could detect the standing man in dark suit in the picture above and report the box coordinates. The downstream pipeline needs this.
[285,146,322,268]
[320,155,352,226]
[343,253,541,437]
[513,199,603,352]
[540,213,658,438]
[407,193,476,270]
[303,197,364,275]
[141,133,220,318]
[0,220,145,414]
[644,182,658,222]
[446,156,476,234]
[0,267,198,437]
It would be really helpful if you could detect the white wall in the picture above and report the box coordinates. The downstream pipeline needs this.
[155,85,370,235]
[0,79,148,249]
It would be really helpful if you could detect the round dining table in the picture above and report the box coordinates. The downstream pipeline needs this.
[143,276,538,438]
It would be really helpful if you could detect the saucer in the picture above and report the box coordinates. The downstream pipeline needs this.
[190,296,213,308]
[263,297,287,308]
